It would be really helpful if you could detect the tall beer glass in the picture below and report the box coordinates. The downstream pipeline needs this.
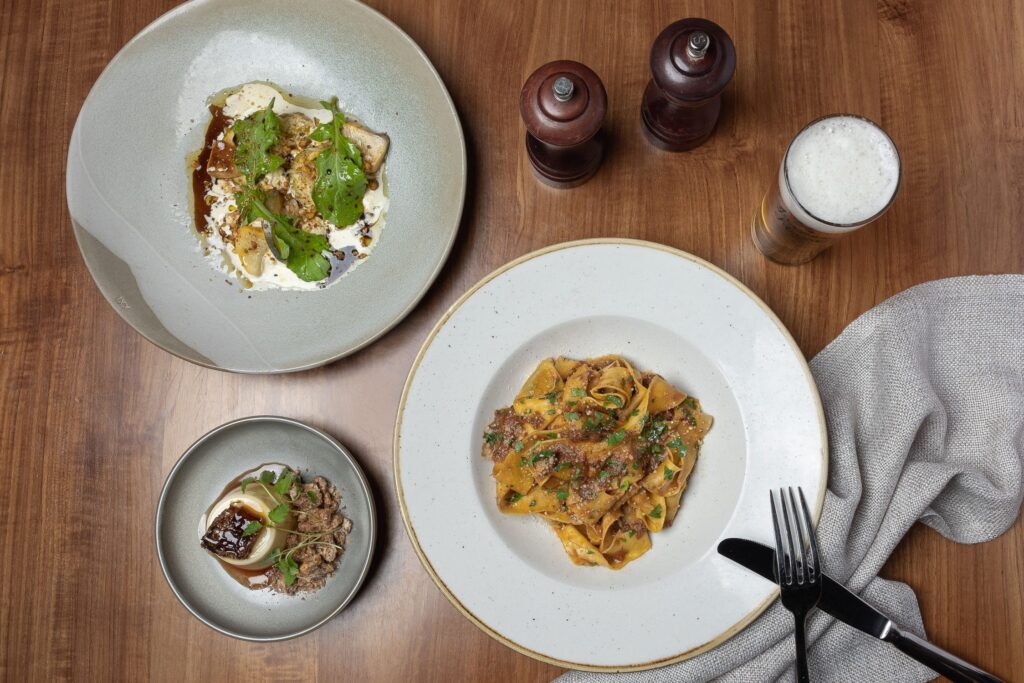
[752,114,901,265]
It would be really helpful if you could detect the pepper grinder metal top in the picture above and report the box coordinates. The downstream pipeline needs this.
[520,60,607,188]
[641,18,736,151]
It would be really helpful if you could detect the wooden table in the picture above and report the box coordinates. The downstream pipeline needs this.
[2,0,1021,680]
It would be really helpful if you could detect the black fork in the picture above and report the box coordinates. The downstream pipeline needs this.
[771,487,822,683]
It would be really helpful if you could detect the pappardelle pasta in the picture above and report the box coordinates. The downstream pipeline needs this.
[481,355,713,570]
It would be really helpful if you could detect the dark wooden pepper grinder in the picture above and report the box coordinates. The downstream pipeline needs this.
[641,18,736,151]
[520,60,607,188]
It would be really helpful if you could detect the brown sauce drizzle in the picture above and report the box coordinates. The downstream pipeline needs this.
[191,105,231,236]
[199,463,290,589]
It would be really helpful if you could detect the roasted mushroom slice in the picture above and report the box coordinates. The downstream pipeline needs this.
[232,224,269,276]
[342,121,390,174]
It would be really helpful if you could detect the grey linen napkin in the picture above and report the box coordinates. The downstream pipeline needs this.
[558,275,1024,683]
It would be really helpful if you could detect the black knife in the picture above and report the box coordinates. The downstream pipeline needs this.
[717,538,1004,683]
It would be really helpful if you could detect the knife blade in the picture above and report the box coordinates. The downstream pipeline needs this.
[717,538,1004,683]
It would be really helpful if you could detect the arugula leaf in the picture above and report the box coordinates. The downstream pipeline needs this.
[268,503,291,525]
[242,520,263,536]
[232,102,284,183]
[242,192,331,282]
[310,99,367,227]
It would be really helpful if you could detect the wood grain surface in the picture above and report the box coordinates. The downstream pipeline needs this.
[1,0,1022,681]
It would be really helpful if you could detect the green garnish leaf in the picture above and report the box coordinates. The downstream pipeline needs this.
[598,470,610,481]
[509,492,523,504]
[628,530,636,537]
[570,388,586,398]
[240,476,256,493]
[603,395,624,408]
[663,466,673,480]
[259,470,276,485]
[484,432,498,444]
[531,450,554,463]
[545,391,558,404]
[232,102,284,183]
[606,429,626,446]
[513,440,524,452]
[310,98,367,227]
[554,462,571,472]
[650,504,663,519]
[306,490,318,503]
[529,500,537,508]
[519,456,529,467]
[242,520,263,536]
[274,470,296,495]
[619,479,630,491]
[683,397,698,410]
[238,189,331,282]
[277,553,299,586]
[565,411,580,421]
[556,489,569,501]
[667,437,684,451]
[268,503,291,525]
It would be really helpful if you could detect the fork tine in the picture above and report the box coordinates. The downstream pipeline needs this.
[798,487,820,582]
[788,487,809,584]
[780,488,800,584]
[769,491,787,585]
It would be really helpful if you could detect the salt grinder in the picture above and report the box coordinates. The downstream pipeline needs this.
[520,60,607,187]
[641,18,736,151]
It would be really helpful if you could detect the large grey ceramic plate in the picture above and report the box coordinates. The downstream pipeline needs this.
[156,416,376,641]
[67,0,465,372]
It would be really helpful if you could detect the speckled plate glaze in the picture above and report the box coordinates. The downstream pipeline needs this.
[66,0,465,372]
[395,239,827,670]
[157,416,376,641]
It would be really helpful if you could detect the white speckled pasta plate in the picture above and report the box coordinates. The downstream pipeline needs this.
[66,0,465,372]
[395,239,827,671]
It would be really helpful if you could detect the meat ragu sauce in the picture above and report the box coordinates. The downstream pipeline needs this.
[191,105,230,236]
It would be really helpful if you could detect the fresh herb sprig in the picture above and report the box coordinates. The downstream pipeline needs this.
[239,469,345,587]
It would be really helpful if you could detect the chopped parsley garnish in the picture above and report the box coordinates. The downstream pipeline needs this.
[529,500,537,508]
[683,397,698,410]
[606,429,626,446]
[513,440,524,452]
[667,437,683,451]
[554,462,572,472]
[650,504,663,519]
[603,395,624,408]
[546,409,556,415]
[663,466,673,480]
[619,479,630,491]
[598,470,611,481]
[628,530,637,537]
[483,432,497,446]
[566,411,580,421]
[519,456,529,467]
[631,409,640,417]
[649,443,665,455]
[583,418,598,432]
[531,450,554,463]
[556,489,569,501]
[570,387,586,398]
[545,391,559,404]
[642,420,668,442]
[509,492,523,504]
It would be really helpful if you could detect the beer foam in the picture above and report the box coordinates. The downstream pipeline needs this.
[781,115,900,233]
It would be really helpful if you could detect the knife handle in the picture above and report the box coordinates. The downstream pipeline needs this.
[887,628,1004,683]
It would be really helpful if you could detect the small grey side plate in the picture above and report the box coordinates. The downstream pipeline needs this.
[156,416,376,641]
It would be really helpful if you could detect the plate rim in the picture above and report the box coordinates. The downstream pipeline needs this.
[393,237,828,671]
[66,0,467,374]
[155,414,378,642]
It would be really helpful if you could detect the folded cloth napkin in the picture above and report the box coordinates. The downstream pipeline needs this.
[558,275,1024,683]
